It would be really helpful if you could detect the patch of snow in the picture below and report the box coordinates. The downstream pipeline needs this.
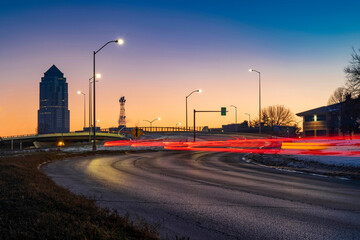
[290,155,360,167]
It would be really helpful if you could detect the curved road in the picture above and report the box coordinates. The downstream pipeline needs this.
[42,151,360,239]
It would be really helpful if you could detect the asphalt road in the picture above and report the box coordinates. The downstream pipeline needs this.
[42,151,360,240]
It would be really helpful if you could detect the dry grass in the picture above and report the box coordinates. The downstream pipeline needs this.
[0,151,160,240]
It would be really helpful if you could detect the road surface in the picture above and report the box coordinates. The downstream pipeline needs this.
[42,151,360,239]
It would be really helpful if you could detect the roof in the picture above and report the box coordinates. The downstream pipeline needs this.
[44,65,64,78]
[296,102,341,116]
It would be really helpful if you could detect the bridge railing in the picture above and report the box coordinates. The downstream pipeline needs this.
[140,126,203,132]
[2,133,38,140]
[2,126,205,140]
[101,126,204,133]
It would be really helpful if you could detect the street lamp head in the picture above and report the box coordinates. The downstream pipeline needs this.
[158,117,161,121]
[117,38,124,45]
[249,68,260,74]
[178,122,181,125]
[95,73,102,79]
[198,89,202,93]
[77,91,81,95]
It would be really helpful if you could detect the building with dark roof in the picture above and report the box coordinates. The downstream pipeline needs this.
[296,103,341,137]
[37,65,70,134]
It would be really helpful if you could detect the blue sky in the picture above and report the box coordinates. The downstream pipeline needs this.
[2,0,360,33]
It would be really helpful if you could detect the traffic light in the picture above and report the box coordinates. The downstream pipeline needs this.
[221,107,226,116]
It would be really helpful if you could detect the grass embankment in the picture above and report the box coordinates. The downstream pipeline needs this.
[0,151,159,240]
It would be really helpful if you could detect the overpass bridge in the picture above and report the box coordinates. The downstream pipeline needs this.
[1,126,206,150]
[0,132,126,150]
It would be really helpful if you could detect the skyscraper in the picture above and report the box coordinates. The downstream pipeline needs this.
[38,65,70,134]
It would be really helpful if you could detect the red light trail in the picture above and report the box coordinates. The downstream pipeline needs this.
[104,136,360,157]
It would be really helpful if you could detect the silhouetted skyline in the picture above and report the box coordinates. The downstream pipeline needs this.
[38,65,70,134]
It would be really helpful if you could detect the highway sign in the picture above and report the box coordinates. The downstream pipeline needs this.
[131,127,143,139]
[221,107,226,116]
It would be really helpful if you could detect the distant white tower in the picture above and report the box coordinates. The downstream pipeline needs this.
[118,96,126,127]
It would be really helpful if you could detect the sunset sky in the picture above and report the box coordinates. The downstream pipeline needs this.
[1,0,360,136]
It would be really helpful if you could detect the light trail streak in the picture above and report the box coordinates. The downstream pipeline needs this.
[104,136,360,157]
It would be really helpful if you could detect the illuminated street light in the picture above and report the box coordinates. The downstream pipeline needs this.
[230,105,237,124]
[245,113,251,127]
[143,117,161,128]
[249,69,261,134]
[176,122,181,127]
[77,91,86,129]
[117,38,124,45]
[92,39,124,151]
[186,89,202,130]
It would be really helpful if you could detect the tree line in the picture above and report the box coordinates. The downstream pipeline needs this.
[328,48,360,134]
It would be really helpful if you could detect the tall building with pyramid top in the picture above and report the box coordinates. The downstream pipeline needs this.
[37,65,70,134]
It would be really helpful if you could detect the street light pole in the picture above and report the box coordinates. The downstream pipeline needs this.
[245,113,251,127]
[77,91,86,129]
[249,69,261,134]
[230,105,237,124]
[88,74,101,142]
[89,77,92,142]
[186,89,202,131]
[93,50,96,150]
[143,117,161,129]
[92,39,124,151]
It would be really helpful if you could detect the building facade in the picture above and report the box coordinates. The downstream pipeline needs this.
[296,103,341,137]
[38,65,70,134]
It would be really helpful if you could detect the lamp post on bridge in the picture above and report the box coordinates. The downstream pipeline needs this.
[245,113,251,127]
[143,117,161,131]
[230,105,237,124]
[186,89,202,131]
[88,73,101,142]
[77,91,86,129]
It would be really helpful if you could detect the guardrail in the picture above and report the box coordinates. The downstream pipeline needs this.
[2,133,38,140]
[102,126,204,133]
[140,126,203,132]
[1,127,205,140]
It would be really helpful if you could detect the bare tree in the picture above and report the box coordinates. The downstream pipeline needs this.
[262,105,294,127]
[250,119,259,128]
[344,48,360,97]
[327,87,350,105]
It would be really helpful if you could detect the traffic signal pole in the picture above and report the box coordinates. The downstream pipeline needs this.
[193,109,227,142]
